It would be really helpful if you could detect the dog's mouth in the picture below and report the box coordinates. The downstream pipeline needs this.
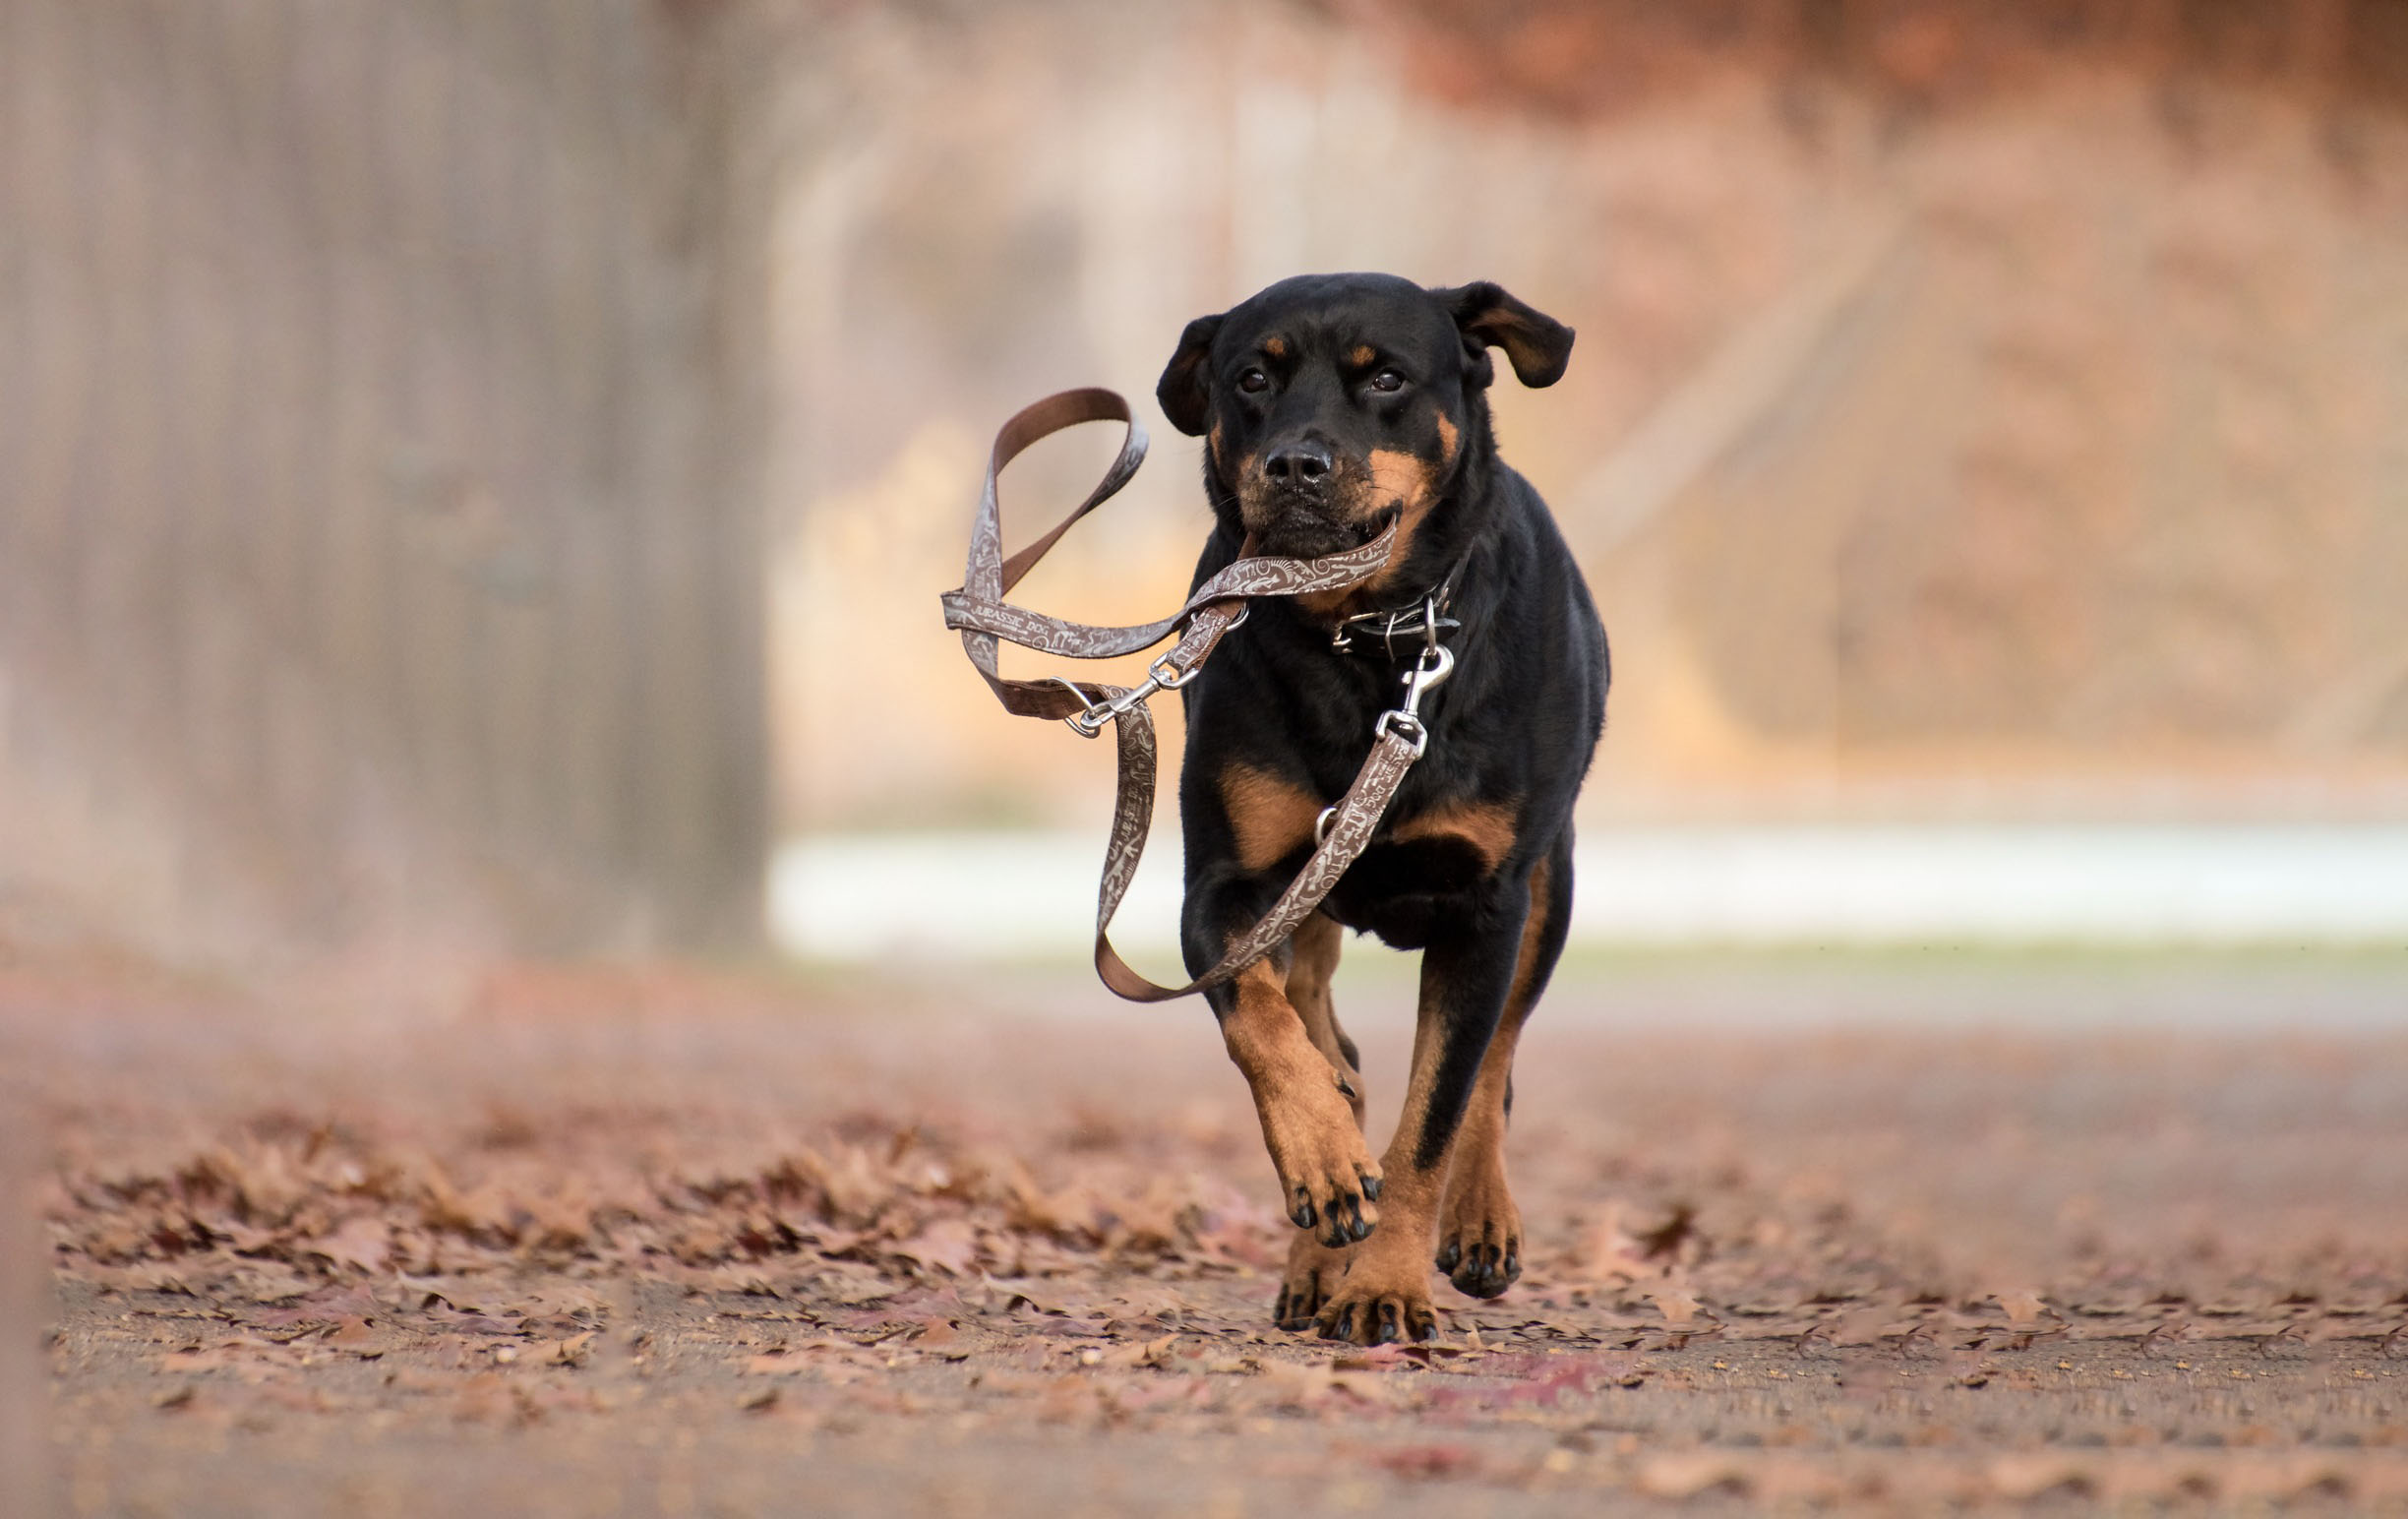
[1240,489,1402,559]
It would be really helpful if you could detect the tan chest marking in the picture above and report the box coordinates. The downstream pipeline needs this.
[1391,800,1519,875]
[1220,762,1323,873]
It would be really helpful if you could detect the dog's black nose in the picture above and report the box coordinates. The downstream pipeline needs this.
[1264,439,1334,485]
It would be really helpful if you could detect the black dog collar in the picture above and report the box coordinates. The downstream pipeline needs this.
[1329,597,1459,659]
[1329,558,1466,660]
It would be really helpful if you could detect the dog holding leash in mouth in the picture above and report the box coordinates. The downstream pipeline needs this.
[1157,273,1608,1344]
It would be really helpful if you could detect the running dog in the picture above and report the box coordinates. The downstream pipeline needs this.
[1157,273,1608,1345]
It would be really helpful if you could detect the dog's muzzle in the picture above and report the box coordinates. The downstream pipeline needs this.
[1241,481,1399,559]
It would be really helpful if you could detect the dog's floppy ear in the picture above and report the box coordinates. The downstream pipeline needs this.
[1436,281,1575,390]
[1155,314,1224,437]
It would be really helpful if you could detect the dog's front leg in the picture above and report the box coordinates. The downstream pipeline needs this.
[1185,872,1383,1250]
[1437,835,1572,1301]
[1312,874,1532,1345]
[1272,912,1365,1329]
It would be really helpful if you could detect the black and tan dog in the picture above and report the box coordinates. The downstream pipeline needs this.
[1157,273,1608,1345]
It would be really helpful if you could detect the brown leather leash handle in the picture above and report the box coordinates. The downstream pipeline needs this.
[940,388,1430,1002]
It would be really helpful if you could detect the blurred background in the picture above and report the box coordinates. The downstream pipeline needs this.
[8,0,2408,985]
[14,15,2408,1504]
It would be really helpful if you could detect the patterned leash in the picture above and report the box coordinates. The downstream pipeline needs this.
[938,388,1453,1002]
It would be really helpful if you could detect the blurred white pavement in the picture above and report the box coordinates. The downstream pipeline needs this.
[773,825,2408,962]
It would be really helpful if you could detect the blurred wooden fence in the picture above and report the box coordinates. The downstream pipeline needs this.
[0,1,773,962]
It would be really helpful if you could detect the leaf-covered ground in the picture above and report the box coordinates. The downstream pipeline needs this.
[10,954,2408,1516]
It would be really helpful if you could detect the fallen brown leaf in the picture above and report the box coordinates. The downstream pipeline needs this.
[535,1330,597,1367]
[891,1218,981,1277]
[310,1216,391,1275]
[1647,1287,1706,1327]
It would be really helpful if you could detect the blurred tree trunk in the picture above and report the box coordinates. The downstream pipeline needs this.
[0,1094,44,1514]
[0,0,774,963]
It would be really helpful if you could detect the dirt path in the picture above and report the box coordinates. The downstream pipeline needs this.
[8,956,2408,1515]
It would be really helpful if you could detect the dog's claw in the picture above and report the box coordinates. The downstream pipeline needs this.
[1275,1234,1351,1333]
[1316,1286,1438,1346]
[1319,1196,1358,1248]
[1440,1235,1522,1300]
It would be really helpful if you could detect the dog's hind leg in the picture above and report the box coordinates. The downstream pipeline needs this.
[1311,864,1542,1345]
[1274,912,1362,1329]
[1435,832,1572,1299]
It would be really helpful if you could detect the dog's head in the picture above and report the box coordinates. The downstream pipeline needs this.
[1156,273,1573,563]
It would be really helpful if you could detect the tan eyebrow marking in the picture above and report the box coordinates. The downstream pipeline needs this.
[1348,345,1377,368]
[1262,335,1288,360]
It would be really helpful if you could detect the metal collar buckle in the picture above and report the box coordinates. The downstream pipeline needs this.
[1331,596,1460,658]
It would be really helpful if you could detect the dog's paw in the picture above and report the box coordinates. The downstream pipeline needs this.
[1313,1255,1439,1346]
[1257,1071,1383,1248]
[1435,1170,1521,1300]
[1273,1233,1352,1331]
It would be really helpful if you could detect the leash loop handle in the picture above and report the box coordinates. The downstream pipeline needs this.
[940,388,1435,1003]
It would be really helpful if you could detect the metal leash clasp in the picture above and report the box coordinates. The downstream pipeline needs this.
[1370,604,1454,758]
[1052,649,1201,739]
[1053,602,1244,737]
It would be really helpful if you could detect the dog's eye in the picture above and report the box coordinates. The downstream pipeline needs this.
[1237,368,1270,395]
[1367,369,1407,394]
